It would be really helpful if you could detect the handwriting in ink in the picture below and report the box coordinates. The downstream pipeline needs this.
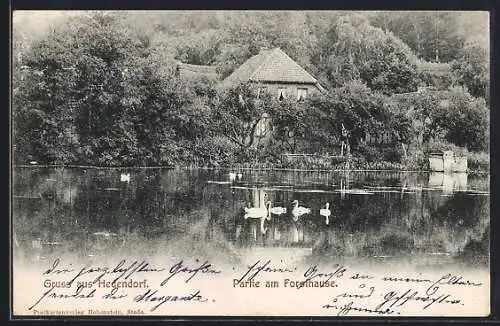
[382,275,432,283]
[336,283,374,299]
[102,287,128,300]
[109,260,166,283]
[322,298,397,316]
[303,264,346,282]
[350,273,374,280]
[382,273,482,294]
[425,274,482,295]
[160,259,220,286]
[42,258,74,275]
[233,260,295,286]
[133,289,208,311]
[28,284,96,310]
[376,289,461,310]
[43,259,165,287]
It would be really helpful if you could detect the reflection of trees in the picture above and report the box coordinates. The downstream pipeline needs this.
[13,168,87,258]
[458,225,489,264]
[419,192,488,254]
[13,168,489,263]
[335,194,399,233]
[315,189,489,259]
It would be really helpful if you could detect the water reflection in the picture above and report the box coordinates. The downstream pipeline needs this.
[428,172,468,195]
[12,168,489,266]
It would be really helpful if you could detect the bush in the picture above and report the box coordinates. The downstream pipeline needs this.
[381,146,404,162]
[403,151,427,171]
[467,151,490,173]
[354,144,404,163]
[191,136,241,166]
[355,144,383,162]
[425,139,469,156]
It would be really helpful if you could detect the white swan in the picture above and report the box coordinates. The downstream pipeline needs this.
[267,201,287,216]
[120,173,130,182]
[244,206,268,219]
[244,204,268,234]
[292,200,311,221]
[319,202,331,225]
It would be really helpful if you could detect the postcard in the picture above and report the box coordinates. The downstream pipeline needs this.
[11,10,490,318]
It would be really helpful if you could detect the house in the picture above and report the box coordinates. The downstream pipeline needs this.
[174,49,326,149]
[218,48,325,100]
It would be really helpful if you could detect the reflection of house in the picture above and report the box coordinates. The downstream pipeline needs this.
[428,172,468,195]
[219,48,326,100]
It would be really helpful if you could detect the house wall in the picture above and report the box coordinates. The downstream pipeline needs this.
[254,82,321,100]
[239,82,322,150]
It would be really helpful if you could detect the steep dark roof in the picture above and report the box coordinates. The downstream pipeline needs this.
[219,48,319,89]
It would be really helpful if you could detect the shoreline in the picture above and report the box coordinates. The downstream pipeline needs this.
[12,164,489,175]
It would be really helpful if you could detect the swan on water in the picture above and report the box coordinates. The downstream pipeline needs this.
[267,201,287,216]
[292,200,310,221]
[244,204,268,234]
[319,202,331,225]
[120,173,130,182]
[244,205,268,219]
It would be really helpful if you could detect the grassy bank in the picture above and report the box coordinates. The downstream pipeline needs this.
[225,151,489,174]
[16,154,489,175]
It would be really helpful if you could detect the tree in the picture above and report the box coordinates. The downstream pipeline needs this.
[268,96,312,153]
[314,14,419,94]
[13,13,176,165]
[174,30,224,65]
[210,83,272,158]
[389,88,489,152]
[371,12,466,63]
[432,88,489,151]
[451,45,489,100]
[285,81,392,155]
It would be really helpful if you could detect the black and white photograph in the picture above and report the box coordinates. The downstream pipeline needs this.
[11,10,490,317]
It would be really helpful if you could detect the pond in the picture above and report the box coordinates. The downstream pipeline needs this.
[12,168,490,268]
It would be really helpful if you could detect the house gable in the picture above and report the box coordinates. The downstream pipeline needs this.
[218,50,273,89]
[249,48,317,84]
[219,48,324,93]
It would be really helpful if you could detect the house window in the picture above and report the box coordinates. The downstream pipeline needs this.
[278,87,287,101]
[297,88,308,101]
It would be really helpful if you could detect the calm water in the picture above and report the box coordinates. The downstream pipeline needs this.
[12,168,490,266]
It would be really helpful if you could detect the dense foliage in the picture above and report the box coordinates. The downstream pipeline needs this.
[313,14,419,94]
[450,45,489,100]
[370,12,466,63]
[13,12,490,171]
